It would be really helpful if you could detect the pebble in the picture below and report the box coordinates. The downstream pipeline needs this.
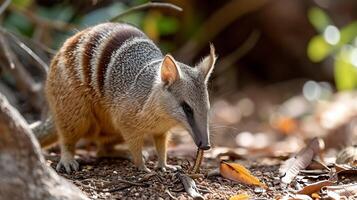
[255,171,263,176]
[254,187,265,194]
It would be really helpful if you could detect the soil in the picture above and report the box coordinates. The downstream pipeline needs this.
[45,151,285,200]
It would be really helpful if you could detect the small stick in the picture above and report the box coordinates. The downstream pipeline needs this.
[105,178,149,192]
[165,188,178,200]
[115,178,149,187]
[110,2,182,22]
[3,28,49,73]
[0,0,11,16]
[192,149,204,173]
[177,173,204,200]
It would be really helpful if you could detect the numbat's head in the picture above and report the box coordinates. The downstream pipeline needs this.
[158,45,216,150]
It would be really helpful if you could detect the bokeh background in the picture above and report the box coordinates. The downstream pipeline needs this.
[1,0,357,153]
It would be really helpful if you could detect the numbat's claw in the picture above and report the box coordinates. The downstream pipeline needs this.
[56,158,79,174]
[138,165,151,173]
[157,164,181,172]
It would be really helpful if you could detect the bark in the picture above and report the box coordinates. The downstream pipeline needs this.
[0,93,88,200]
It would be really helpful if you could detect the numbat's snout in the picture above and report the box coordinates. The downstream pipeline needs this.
[43,22,216,173]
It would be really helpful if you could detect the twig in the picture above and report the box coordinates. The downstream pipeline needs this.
[177,173,204,200]
[192,149,204,174]
[115,178,149,187]
[104,177,152,193]
[110,2,182,22]
[165,188,178,200]
[0,32,44,112]
[170,186,184,192]
[0,0,11,16]
[196,185,211,194]
[175,0,268,62]
[0,32,15,69]
[106,185,132,192]
[0,27,49,73]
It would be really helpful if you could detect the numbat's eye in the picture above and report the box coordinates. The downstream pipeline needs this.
[181,102,193,118]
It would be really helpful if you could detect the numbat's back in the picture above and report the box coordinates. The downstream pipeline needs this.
[46,22,217,173]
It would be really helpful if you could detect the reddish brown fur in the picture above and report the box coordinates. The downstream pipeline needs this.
[45,24,178,173]
[81,31,100,87]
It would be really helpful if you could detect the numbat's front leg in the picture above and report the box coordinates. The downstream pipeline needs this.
[153,133,181,172]
[125,134,151,172]
[56,139,79,173]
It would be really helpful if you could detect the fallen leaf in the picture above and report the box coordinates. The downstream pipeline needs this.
[220,161,267,188]
[333,163,351,173]
[311,193,321,199]
[288,194,313,200]
[229,193,250,200]
[336,145,357,166]
[297,180,334,195]
[177,173,204,200]
[306,159,330,171]
[336,169,357,179]
[273,116,298,135]
[279,138,324,184]
[322,184,357,198]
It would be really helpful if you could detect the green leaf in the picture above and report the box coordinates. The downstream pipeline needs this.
[338,22,357,46]
[37,5,74,22]
[157,17,179,35]
[334,49,357,91]
[308,7,331,33]
[11,0,32,9]
[2,12,33,36]
[307,35,333,62]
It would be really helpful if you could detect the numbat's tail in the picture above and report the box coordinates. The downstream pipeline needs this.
[30,116,58,147]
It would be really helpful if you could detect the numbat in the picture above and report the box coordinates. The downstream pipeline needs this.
[40,23,216,173]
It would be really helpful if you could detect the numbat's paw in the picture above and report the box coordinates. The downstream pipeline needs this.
[56,158,79,174]
[156,164,181,172]
[137,165,151,173]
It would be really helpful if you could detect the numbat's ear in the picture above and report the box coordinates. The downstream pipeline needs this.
[197,44,217,82]
[161,54,180,86]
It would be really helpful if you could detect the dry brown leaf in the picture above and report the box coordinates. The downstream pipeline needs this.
[220,161,267,188]
[306,159,330,171]
[279,138,324,184]
[336,145,357,166]
[273,116,298,135]
[311,193,321,199]
[229,193,250,200]
[334,163,351,173]
[288,194,313,200]
[336,169,357,179]
[297,180,334,195]
[322,184,357,198]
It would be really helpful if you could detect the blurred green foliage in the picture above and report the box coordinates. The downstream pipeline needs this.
[2,0,181,51]
[307,7,357,91]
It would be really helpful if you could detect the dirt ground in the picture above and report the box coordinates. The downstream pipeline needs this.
[45,149,285,200]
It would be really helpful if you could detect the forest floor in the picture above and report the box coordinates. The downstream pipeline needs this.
[45,149,285,200]
[42,86,357,200]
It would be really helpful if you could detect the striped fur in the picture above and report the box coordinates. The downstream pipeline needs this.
[45,22,216,173]
[56,23,152,96]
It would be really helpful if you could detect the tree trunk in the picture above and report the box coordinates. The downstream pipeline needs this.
[0,93,88,200]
